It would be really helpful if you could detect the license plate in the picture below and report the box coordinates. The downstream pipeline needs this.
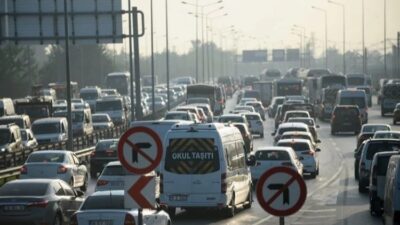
[342,122,351,126]
[3,205,25,211]
[89,220,113,225]
[169,194,188,201]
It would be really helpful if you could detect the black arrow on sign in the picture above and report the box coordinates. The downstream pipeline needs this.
[268,183,290,204]
[131,142,152,163]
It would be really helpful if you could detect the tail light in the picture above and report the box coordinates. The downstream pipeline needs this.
[20,165,27,174]
[57,165,68,174]
[96,180,109,186]
[124,213,136,225]
[281,162,293,167]
[27,200,48,208]
[160,173,164,194]
[221,173,227,193]
[106,149,115,157]
[219,100,224,104]
[331,115,336,121]
[70,214,78,225]
[90,151,96,157]
[301,151,315,156]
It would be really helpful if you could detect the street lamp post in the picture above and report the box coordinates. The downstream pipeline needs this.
[384,0,387,77]
[312,6,328,69]
[293,25,305,67]
[328,0,346,74]
[362,0,366,74]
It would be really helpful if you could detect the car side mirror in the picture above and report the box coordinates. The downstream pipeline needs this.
[316,125,320,128]
[75,190,84,197]
[316,148,321,152]
[316,139,321,143]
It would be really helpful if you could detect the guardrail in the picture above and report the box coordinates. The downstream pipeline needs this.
[0,97,186,186]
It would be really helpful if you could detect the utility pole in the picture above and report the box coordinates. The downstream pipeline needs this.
[362,0,366,74]
[165,0,170,110]
[384,0,387,77]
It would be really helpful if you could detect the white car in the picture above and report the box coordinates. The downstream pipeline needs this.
[72,190,170,225]
[244,112,264,138]
[92,113,115,130]
[277,139,320,178]
[20,150,89,191]
[95,161,125,191]
[373,131,400,139]
[20,129,38,149]
[250,146,303,183]
[272,122,310,144]
[233,106,256,113]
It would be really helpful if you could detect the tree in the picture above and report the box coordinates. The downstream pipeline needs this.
[40,45,117,87]
[0,44,38,98]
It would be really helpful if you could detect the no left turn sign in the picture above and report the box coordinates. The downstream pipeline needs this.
[256,166,307,217]
[118,126,163,175]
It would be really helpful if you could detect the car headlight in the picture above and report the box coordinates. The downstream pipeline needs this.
[0,148,7,152]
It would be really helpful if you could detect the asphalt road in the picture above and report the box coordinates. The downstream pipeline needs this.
[86,93,393,225]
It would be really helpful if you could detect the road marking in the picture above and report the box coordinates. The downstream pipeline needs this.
[300,208,336,213]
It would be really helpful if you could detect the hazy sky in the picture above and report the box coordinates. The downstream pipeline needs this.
[121,0,400,57]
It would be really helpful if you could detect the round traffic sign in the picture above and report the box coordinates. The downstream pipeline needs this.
[117,126,163,175]
[256,166,307,217]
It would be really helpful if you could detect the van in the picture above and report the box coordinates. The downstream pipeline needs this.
[358,139,400,193]
[80,86,102,112]
[53,108,93,136]
[369,151,400,216]
[0,124,22,153]
[32,117,68,144]
[383,155,400,225]
[96,97,127,125]
[0,115,31,129]
[160,123,253,218]
[336,89,368,124]
[0,98,15,117]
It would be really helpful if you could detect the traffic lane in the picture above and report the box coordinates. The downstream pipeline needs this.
[328,105,397,225]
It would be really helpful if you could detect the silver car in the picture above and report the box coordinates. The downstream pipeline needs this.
[95,161,126,191]
[0,179,84,225]
[71,190,170,225]
[20,150,89,191]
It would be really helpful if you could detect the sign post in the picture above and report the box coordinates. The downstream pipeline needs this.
[256,167,307,225]
[118,126,163,225]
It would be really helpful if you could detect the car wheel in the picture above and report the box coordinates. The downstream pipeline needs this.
[310,171,317,179]
[53,214,62,225]
[167,207,176,218]
[80,175,88,192]
[224,194,236,218]
[243,187,252,209]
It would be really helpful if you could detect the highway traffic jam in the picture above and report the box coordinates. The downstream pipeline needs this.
[0,70,400,225]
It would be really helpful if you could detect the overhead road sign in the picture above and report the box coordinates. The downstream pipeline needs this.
[118,126,163,175]
[256,166,307,217]
[0,0,125,44]
[286,48,300,61]
[242,50,268,63]
[272,49,285,62]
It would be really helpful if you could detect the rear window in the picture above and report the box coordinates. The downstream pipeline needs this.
[81,195,124,210]
[282,135,311,142]
[366,142,400,160]
[165,138,219,174]
[245,115,260,120]
[244,91,260,99]
[96,140,118,151]
[362,125,390,133]
[278,142,310,151]
[0,182,48,196]
[340,97,366,109]
[334,108,359,116]
[102,165,126,176]
[377,155,393,176]
[219,117,244,123]
[255,150,290,161]
[278,127,307,135]
[27,153,65,163]
[288,118,314,126]
[287,113,308,119]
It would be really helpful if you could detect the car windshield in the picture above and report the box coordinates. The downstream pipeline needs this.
[96,100,122,111]
[0,182,48,196]
[255,150,290,161]
[278,142,310,151]
[366,142,400,160]
[362,125,390,133]
[27,153,65,163]
[92,115,109,123]
[81,92,98,100]
[81,195,124,210]
[32,123,60,134]
[0,129,11,145]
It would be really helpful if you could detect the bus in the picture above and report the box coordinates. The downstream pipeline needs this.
[186,84,223,115]
[106,72,130,96]
[275,78,303,97]
[48,82,79,99]
[261,68,282,81]
[303,68,331,103]
[345,73,371,88]
[381,83,400,116]
[316,74,346,102]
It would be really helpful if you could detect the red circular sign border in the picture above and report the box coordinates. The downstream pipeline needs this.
[117,126,163,175]
[256,166,307,217]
